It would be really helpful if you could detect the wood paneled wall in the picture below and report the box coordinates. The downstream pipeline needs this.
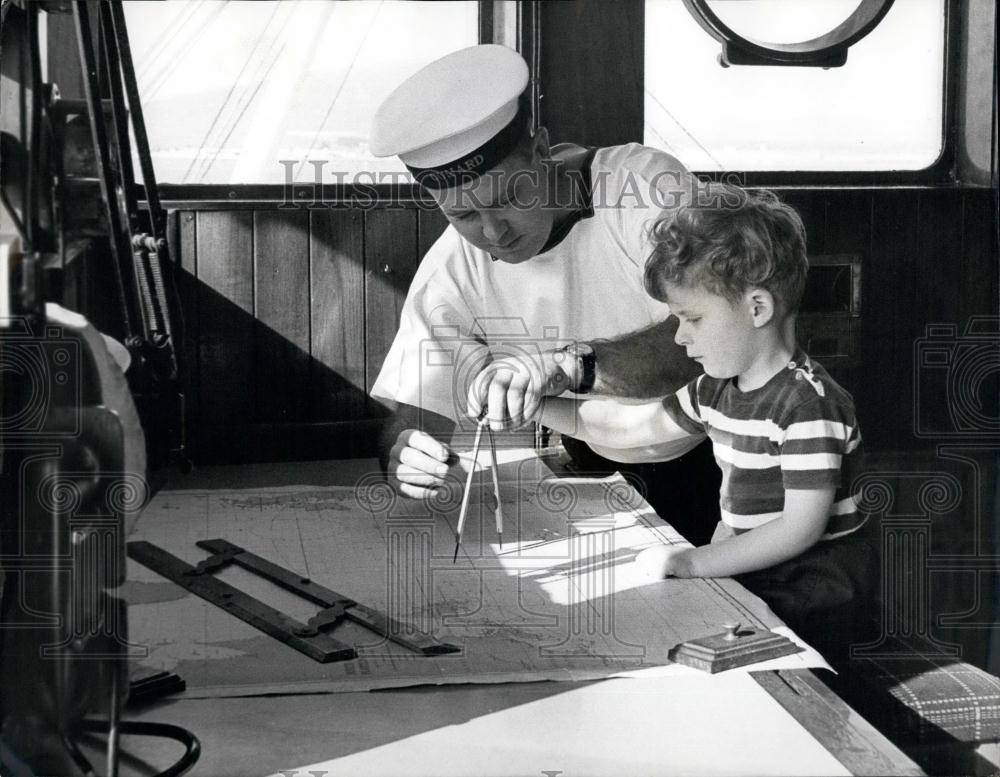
[167,206,448,463]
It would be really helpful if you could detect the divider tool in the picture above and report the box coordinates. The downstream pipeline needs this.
[453,414,503,562]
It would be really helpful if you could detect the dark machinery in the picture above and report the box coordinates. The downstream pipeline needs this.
[1,1,194,774]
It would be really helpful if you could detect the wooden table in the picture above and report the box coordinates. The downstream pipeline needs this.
[103,458,922,777]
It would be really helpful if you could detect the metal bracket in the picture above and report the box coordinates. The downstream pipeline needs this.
[127,539,460,663]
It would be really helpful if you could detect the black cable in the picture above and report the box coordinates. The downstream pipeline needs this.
[76,719,201,777]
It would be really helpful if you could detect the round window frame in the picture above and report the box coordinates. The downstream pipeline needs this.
[680,0,896,66]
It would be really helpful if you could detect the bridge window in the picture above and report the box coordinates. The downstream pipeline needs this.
[644,0,946,171]
[123,1,478,184]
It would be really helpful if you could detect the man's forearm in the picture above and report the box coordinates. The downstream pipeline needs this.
[590,318,701,398]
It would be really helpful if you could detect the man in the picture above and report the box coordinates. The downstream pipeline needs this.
[369,44,721,545]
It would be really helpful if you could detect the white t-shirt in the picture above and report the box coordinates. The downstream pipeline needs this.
[370,143,706,463]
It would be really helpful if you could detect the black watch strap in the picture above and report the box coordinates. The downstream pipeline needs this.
[565,344,596,394]
[578,348,596,394]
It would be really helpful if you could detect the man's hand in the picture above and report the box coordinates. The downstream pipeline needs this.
[466,349,575,431]
[635,545,695,579]
[387,428,454,499]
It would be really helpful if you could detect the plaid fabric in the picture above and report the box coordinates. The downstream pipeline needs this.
[854,654,1000,743]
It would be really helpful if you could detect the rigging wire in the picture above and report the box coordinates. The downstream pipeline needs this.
[144,1,231,103]
[133,0,200,86]
[644,87,725,171]
[142,0,228,103]
[195,3,298,181]
[197,40,287,181]
[227,0,337,184]
[296,0,385,183]
[181,1,284,182]
[645,120,678,156]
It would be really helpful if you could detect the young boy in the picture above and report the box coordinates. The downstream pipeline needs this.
[538,184,877,663]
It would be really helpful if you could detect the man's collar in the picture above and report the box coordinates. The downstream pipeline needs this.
[536,146,597,256]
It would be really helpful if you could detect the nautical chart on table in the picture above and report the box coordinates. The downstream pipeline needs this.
[123,450,818,697]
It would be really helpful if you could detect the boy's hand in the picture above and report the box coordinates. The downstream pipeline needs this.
[467,349,574,431]
[635,545,695,579]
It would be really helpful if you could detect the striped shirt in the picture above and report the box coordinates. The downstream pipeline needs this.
[662,349,866,540]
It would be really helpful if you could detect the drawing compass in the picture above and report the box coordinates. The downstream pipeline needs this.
[453,412,504,562]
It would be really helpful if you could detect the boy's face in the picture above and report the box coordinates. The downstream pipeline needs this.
[666,282,757,380]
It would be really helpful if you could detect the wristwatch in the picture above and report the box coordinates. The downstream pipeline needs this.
[561,342,596,394]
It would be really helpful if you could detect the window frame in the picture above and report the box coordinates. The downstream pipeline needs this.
[143,0,961,210]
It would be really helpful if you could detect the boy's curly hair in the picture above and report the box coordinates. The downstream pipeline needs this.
[644,184,808,315]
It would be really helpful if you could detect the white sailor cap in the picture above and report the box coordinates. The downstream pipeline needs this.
[370,45,530,189]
